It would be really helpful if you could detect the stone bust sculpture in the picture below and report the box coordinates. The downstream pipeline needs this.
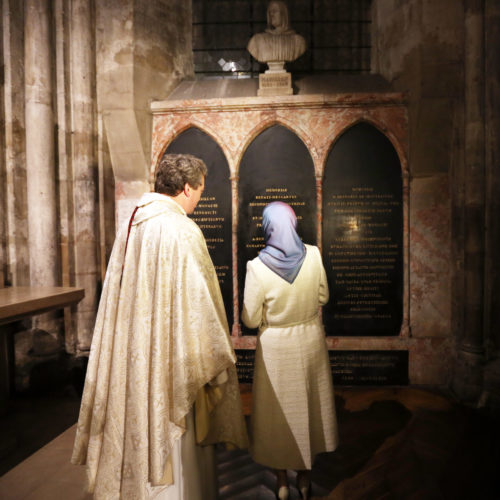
[247,0,307,72]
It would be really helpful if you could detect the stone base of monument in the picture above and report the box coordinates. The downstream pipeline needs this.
[258,71,293,96]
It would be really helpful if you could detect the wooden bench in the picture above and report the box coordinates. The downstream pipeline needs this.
[0,286,85,413]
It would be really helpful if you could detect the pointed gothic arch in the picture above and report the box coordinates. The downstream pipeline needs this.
[162,127,233,325]
[237,124,317,334]
[322,122,404,337]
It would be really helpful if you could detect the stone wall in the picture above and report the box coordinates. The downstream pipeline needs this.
[482,0,500,410]
[1,0,498,402]
[484,3,500,352]
[96,0,194,231]
[372,0,463,386]
[0,0,194,391]
[372,0,500,402]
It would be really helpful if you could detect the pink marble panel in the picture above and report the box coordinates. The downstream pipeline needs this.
[409,338,453,385]
[151,94,409,179]
[409,174,451,338]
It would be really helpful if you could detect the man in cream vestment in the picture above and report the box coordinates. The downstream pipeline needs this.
[72,154,248,500]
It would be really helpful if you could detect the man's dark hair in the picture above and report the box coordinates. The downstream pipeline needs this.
[155,154,207,195]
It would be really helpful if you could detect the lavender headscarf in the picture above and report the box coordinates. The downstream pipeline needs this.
[258,201,306,283]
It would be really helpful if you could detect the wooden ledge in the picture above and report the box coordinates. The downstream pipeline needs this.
[0,286,85,326]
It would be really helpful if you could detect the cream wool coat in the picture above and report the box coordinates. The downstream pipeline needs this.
[242,244,338,470]
[72,193,248,500]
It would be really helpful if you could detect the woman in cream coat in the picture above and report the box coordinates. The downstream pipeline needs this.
[242,202,338,500]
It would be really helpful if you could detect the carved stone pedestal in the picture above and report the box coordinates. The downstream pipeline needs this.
[258,71,292,96]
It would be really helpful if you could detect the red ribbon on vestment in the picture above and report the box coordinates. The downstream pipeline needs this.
[121,206,139,276]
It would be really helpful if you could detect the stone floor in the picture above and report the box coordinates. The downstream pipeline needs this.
[1,386,499,499]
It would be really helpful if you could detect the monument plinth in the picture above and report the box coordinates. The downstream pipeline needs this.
[258,70,292,96]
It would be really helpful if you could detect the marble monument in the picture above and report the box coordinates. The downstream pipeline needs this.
[247,1,306,96]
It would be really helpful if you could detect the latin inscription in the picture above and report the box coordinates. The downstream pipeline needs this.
[164,127,233,324]
[235,349,255,383]
[235,349,408,385]
[260,74,290,88]
[327,186,400,322]
[322,123,403,336]
[191,196,230,287]
[238,125,317,335]
[329,350,408,385]
[245,187,306,251]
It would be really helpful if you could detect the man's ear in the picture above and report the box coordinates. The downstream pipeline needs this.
[183,182,191,197]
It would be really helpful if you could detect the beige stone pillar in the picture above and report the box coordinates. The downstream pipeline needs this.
[69,0,99,351]
[24,0,58,289]
[2,0,29,287]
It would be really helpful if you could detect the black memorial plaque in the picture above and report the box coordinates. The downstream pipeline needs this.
[235,349,408,385]
[235,349,255,383]
[238,125,317,335]
[163,128,233,325]
[322,123,403,336]
[329,350,408,385]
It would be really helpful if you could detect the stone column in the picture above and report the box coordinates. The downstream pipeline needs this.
[230,174,240,336]
[480,0,500,411]
[69,0,99,352]
[484,0,500,355]
[24,0,58,290]
[2,0,29,287]
[454,0,486,400]
[315,173,322,250]
[462,0,486,355]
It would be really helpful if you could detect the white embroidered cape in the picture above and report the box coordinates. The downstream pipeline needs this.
[72,193,247,499]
